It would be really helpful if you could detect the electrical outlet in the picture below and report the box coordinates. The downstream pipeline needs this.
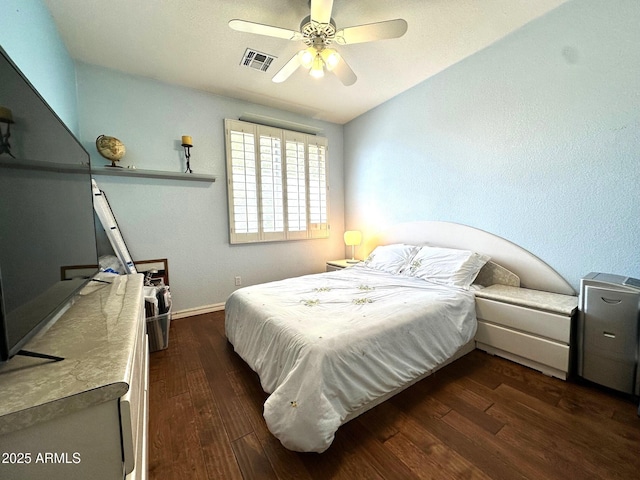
[235,276,242,286]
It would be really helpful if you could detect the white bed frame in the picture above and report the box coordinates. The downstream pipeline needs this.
[365,221,578,381]
[367,221,575,295]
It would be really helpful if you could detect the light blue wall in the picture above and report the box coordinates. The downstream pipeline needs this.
[0,0,79,133]
[344,0,640,291]
[75,63,345,312]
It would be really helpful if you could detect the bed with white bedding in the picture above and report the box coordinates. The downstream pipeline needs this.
[225,221,577,452]
[225,243,488,452]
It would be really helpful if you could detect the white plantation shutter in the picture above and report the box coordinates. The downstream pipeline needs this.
[225,119,329,243]
[258,127,285,240]
[284,131,308,240]
[308,137,328,238]
[228,125,259,242]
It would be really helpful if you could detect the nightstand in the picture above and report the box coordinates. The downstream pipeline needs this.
[326,259,359,272]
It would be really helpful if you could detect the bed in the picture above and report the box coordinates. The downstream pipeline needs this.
[225,221,578,453]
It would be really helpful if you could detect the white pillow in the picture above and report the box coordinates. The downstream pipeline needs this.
[405,246,490,289]
[363,244,418,275]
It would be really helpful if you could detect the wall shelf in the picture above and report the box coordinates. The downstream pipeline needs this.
[0,158,216,182]
[91,166,216,182]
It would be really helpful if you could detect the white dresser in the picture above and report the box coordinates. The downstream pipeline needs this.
[474,284,578,380]
[0,274,148,480]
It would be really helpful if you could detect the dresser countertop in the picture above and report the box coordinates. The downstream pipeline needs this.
[0,274,144,435]
[474,284,578,315]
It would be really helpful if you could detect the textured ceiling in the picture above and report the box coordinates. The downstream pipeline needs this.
[44,0,567,124]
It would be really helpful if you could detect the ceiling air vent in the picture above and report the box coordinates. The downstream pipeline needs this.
[240,49,276,72]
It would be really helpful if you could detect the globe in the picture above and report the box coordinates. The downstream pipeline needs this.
[96,135,126,167]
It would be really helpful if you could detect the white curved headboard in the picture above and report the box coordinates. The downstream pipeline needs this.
[366,221,575,296]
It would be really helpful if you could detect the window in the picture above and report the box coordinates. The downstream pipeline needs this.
[225,119,329,244]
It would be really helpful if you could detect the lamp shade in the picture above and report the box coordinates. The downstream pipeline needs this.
[299,48,315,68]
[320,48,341,71]
[343,230,362,246]
[309,54,325,78]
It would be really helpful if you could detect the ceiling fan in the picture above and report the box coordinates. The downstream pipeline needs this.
[229,0,408,86]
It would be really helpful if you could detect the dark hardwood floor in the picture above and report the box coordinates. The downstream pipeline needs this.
[148,311,640,479]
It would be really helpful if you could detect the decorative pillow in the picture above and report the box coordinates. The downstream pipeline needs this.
[405,246,490,289]
[363,244,419,275]
[474,260,520,287]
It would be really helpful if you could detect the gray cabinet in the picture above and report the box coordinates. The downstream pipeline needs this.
[577,272,640,395]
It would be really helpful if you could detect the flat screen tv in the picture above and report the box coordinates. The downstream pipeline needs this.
[0,46,99,362]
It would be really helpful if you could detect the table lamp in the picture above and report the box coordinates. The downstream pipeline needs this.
[344,230,362,263]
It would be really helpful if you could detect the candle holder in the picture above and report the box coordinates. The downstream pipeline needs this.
[181,135,193,173]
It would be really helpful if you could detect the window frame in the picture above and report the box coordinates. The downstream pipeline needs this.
[224,119,329,244]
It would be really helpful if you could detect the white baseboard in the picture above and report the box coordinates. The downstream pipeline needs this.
[172,302,225,320]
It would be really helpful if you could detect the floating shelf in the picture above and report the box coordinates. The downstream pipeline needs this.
[0,158,216,182]
[91,166,216,182]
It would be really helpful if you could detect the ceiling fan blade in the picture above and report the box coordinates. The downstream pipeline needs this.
[310,0,334,24]
[335,19,408,45]
[272,52,302,83]
[229,19,302,41]
[332,56,357,86]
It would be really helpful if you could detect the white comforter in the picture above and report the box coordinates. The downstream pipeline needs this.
[224,265,477,452]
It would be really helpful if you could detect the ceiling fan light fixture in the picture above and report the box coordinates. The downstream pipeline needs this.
[309,54,325,78]
[320,48,340,71]
[229,1,407,86]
